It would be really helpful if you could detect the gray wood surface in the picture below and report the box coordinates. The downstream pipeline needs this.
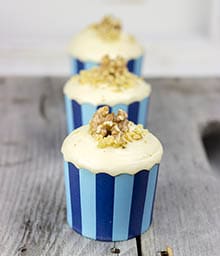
[0,77,137,256]
[142,78,220,256]
[0,77,220,256]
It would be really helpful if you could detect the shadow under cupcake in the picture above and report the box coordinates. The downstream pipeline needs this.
[68,16,144,76]
[64,55,151,133]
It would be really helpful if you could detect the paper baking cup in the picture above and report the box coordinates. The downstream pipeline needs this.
[64,95,150,133]
[70,56,143,76]
[64,161,160,241]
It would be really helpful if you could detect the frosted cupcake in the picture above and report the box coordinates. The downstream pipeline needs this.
[61,107,163,241]
[64,55,151,133]
[68,16,144,75]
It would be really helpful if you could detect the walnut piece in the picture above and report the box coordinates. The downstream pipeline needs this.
[79,55,138,90]
[89,106,146,148]
[91,16,121,41]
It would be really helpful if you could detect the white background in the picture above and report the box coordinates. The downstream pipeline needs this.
[0,0,220,76]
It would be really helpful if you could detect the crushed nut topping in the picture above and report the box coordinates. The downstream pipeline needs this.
[89,106,147,148]
[79,55,138,90]
[91,16,121,41]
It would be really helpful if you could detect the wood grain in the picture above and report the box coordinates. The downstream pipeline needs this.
[0,77,220,256]
[0,77,137,256]
[141,78,220,256]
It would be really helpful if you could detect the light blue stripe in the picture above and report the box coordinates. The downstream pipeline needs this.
[81,103,97,125]
[134,56,143,76]
[141,165,159,233]
[112,174,134,241]
[64,161,73,227]
[138,97,149,127]
[84,61,98,70]
[79,168,96,239]
[112,104,128,114]
[64,95,74,133]
[71,58,77,74]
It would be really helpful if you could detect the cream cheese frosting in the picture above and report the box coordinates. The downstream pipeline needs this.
[68,27,143,62]
[63,76,151,106]
[61,125,163,176]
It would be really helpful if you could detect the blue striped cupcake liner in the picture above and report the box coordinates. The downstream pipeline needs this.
[64,162,160,241]
[70,56,143,76]
[64,96,150,133]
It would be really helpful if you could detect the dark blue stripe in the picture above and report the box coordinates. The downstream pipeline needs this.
[150,164,159,224]
[96,105,112,113]
[76,59,84,73]
[127,59,135,73]
[68,163,82,234]
[96,173,114,241]
[72,100,82,129]
[128,170,149,239]
[128,101,139,124]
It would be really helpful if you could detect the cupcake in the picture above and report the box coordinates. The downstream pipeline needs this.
[61,107,163,241]
[68,16,144,75]
[64,55,151,133]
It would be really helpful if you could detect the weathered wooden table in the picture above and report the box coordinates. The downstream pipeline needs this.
[0,77,220,256]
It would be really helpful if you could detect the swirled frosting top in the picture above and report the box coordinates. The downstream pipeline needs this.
[68,16,143,61]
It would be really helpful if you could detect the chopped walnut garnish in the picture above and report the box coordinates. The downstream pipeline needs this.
[89,106,147,148]
[91,16,121,41]
[79,55,138,90]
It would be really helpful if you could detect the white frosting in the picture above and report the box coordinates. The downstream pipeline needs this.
[61,125,163,176]
[63,77,151,106]
[68,28,143,61]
